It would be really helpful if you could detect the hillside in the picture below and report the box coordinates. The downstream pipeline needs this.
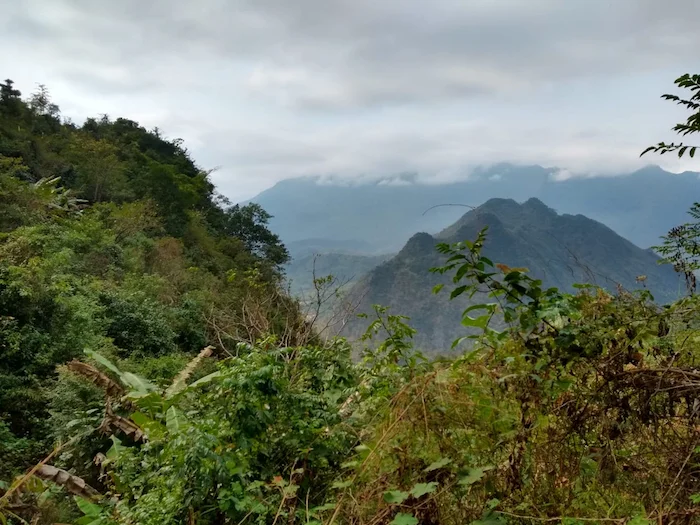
[285,251,393,296]
[248,164,700,253]
[342,197,682,351]
[0,81,307,484]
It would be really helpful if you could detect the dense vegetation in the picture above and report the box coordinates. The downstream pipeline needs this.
[0,79,305,489]
[2,74,700,525]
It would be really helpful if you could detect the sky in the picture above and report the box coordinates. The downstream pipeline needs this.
[1,0,699,202]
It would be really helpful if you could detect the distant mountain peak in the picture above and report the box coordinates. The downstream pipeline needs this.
[399,232,436,257]
[343,201,681,353]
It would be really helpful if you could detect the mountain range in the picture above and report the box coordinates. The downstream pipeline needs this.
[339,197,682,352]
[249,164,700,254]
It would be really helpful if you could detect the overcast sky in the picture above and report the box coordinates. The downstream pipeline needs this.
[1,0,699,201]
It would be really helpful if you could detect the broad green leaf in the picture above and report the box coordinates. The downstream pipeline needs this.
[84,349,121,376]
[130,392,164,414]
[130,411,166,438]
[37,488,52,507]
[424,457,451,472]
[461,314,490,329]
[74,496,102,516]
[120,372,157,395]
[627,517,652,525]
[410,482,438,498]
[459,466,493,486]
[383,490,410,504]
[105,435,125,462]
[389,513,419,525]
[129,411,151,427]
[180,370,222,392]
[75,516,104,525]
[450,285,468,299]
[310,503,336,514]
[23,475,45,493]
[432,284,444,294]
[166,406,189,433]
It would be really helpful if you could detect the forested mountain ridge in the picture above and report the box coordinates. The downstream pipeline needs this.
[342,197,681,351]
[0,80,306,484]
[249,164,700,253]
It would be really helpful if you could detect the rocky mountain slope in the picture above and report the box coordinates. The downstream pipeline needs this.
[342,198,682,352]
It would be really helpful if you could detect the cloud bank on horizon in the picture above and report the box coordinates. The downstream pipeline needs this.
[1,0,699,201]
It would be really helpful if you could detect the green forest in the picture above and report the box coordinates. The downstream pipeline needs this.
[1,74,700,524]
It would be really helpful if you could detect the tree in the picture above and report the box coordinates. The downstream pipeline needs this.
[0,78,22,116]
[220,203,290,267]
[641,73,700,159]
[642,73,700,292]
[67,135,131,202]
[28,84,59,118]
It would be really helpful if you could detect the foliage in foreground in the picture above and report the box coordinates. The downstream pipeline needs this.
[5,226,700,524]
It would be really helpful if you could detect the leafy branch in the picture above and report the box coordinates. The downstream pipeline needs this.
[641,74,700,158]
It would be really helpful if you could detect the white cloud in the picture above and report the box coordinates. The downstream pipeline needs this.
[0,0,698,201]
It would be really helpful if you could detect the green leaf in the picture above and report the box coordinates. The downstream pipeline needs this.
[186,370,222,389]
[424,457,451,472]
[131,392,164,414]
[383,490,410,504]
[432,284,444,294]
[23,476,45,493]
[84,349,121,376]
[0,511,7,525]
[458,466,493,486]
[129,411,153,429]
[166,406,189,433]
[450,285,468,299]
[389,513,419,525]
[130,412,165,439]
[627,516,652,525]
[309,503,336,514]
[121,372,157,395]
[105,435,125,462]
[74,496,102,516]
[410,482,438,498]
[461,314,490,329]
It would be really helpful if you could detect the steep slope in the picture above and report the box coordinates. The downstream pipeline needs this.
[343,198,682,352]
[247,164,700,253]
[285,251,393,296]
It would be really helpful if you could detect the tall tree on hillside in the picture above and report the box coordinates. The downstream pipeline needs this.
[220,202,290,267]
[0,78,22,117]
